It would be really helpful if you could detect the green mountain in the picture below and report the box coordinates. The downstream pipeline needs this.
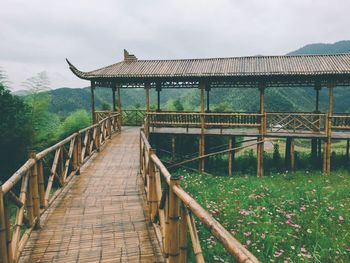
[287,40,350,55]
[15,40,350,115]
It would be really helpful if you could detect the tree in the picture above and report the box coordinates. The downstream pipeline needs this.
[23,72,60,148]
[0,73,31,183]
[173,98,184,111]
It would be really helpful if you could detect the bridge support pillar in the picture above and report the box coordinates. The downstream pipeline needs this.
[285,138,295,171]
[228,136,235,176]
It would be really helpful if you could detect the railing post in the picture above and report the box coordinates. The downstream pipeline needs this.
[37,160,46,208]
[29,151,40,229]
[0,188,9,263]
[148,149,158,221]
[95,125,101,152]
[108,113,112,139]
[179,204,188,263]
[167,176,180,262]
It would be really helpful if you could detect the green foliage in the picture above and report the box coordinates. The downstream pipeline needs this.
[173,98,184,111]
[58,110,91,139]
[179,169,350,262]
[100,102,111,111]
[0,80,31,183]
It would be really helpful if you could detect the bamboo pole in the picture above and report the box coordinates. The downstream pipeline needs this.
[156,82,161,112]
[91,81,96,124]
[4,196,13,263]
[186,211,204,263]
[112,86,116,111]
[29,151,40,228]
[199,82,205,172]
[257,84,265,177]
[167,176,180,263]
[228,137,235,176]
[290,138,295,171]
[0,188,9,263]
[171,136,176,161]
[324,82,334,175]
[179,205,188,263]
[37,160,45,208]
[148,149,158,221]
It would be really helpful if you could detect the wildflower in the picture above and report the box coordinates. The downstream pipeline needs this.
[339,215,344,222]
[274,250,284,257]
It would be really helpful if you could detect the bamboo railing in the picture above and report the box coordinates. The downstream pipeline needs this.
[147,112,262,128]
[0,113,121,263]
[139,130,259,263]
[332,113,350,130]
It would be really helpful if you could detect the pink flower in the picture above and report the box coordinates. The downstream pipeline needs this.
[239,209,251,216]
[300,206,306,212]
[243,232,252,237]
[246,240,252,246]
[339,216,345,222]
[274,250,284,257]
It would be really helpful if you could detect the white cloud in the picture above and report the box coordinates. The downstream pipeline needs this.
[0,0,349,90]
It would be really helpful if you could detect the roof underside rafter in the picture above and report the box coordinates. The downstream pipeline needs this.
[67,52,350,88]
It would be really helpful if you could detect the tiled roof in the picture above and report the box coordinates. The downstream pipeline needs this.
[67,52,350,81]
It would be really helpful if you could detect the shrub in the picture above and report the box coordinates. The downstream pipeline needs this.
[58,110,91,139]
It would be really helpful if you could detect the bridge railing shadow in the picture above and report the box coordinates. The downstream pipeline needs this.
[0,113,121,263]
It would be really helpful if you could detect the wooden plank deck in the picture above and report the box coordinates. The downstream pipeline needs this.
[19,127,163,263]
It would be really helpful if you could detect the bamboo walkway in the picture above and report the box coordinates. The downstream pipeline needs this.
[19,127,163,263]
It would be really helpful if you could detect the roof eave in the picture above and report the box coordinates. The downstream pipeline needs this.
[66,58,92,80]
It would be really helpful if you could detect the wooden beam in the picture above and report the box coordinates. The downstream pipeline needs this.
[0,189,9,263]
[91,81,96,123]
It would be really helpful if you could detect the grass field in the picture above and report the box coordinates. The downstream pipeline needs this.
[175,169,350,262]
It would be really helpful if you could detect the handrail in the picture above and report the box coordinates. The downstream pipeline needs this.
[0,112,121,263]
[140,129,259,263]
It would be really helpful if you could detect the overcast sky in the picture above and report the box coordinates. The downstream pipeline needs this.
[1,0,349,90]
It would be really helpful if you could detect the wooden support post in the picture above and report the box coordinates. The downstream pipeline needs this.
[145,83,151,137]
[347,139,350,159]
[91,81,96,124]
[29,151,40,229]
[206,86,210,112]
[145,83,150,112]
[257,83,265,177]
[285,137,295,170]
[112,86,116,112]
[179,205,188,263]
[0,188,9,263]
[37,160,46,207]
[117,84,122,127]
[171,136,176,161]
[323,82,335,175]
[199,81,205,172]
[228,137,235,176]
[167,176,180,263]
[156,83,161,112]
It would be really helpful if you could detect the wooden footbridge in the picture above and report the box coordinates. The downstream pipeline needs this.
[0,114,258,263]
[2,51,350,262]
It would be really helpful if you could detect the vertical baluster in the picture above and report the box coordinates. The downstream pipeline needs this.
[26,170,34,227]
[37,160,45,208]
[179,204,188,262]
[29,152,40,228]
[167,176,180,263]
[0,188,9,263]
